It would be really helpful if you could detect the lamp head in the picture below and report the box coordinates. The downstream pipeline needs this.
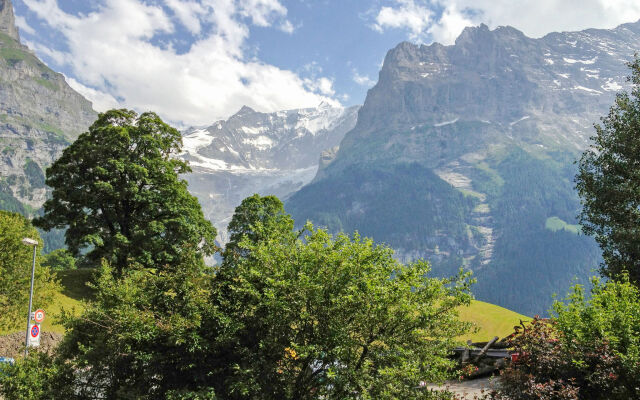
[21,238,38,246]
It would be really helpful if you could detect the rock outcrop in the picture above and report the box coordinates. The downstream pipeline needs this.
[0,0,96,211]
[0,0,18,41]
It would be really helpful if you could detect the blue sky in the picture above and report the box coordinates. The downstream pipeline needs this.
[12,0,640,126]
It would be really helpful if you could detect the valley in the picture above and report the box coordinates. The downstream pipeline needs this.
[0,0,637,315]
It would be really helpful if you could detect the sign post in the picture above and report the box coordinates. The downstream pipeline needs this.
[21,238,38,356]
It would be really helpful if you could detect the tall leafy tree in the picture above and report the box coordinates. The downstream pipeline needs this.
[34,109,216,274]
[212,213,473,399]
[0,211,60,331]
[223,194,294,260]
[576,57,640,282]
[42,249,76,271]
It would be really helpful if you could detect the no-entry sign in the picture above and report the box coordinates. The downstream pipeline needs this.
[34,309,45,323]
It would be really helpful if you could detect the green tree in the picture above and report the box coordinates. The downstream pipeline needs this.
[211,217,473,399]
[576,57,640,282]
[0,352,75,400]
[223,194,293,260]
[0,211,60,331]
[42,249,76,271]
[52,252,217,399]
[34,109,216,274]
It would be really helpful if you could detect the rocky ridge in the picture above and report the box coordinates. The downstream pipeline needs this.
[0,0,96,212]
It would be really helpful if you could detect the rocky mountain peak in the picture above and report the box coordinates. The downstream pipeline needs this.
[179,103,359,244]
[454,23,530,55]
[455,23,490,44]
[232,105,257,118]
[0,0,19,41]
[286,20,640,316]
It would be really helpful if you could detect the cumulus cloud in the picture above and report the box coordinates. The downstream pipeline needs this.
[164,0,206,35]
[64,77,120,112]
[372,0,640,45]
[352,70,375,87]
[372,0,432,40]
[21,0,335,126]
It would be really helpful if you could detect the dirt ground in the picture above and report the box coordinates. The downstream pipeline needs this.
[0,331,63,359]
[428,377,498,399]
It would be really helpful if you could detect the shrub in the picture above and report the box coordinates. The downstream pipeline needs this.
[42,248,76,270]
[0,352,74,399]
[492,278,640,399]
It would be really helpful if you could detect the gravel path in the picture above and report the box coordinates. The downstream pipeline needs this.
[428,377,498,399]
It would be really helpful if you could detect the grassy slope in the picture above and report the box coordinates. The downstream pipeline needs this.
[458,300,530,342]
[1,269,93,335]
[8,270,526,342]
[40,269,94,334]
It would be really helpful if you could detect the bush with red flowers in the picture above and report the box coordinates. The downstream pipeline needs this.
[491,277,640,400]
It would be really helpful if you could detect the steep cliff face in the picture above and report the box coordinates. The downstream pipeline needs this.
[287,21,640,315]
[0,0,19,41]
[0,0,96,212]
[335,22,638,170]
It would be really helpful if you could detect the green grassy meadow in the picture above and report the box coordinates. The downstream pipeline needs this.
[545,216,581,235]
[7,269,528,343]
[1,269,93,335]
[458,300,530,342]
[41,269,94,333]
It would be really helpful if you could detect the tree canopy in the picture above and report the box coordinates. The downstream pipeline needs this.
[8,194,471,399]
[494,277,640,399]
[0,210,60,331]
[223,194,293,261]
[42,249,76,271]
[576,57,640,282]
[34,109,217,274]
[211,214,473,399]
[49,254,215,399]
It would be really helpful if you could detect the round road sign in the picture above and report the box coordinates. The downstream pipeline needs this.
[34,309,45,323]
[30,325,39,338]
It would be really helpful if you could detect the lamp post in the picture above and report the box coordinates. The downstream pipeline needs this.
[22,238,38,357]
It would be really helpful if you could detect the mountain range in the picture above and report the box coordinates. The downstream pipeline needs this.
[2,0,639,315]
[287,21,640,315]
[180,102,358,243]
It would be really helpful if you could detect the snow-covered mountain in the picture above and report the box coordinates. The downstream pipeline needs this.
[180,102,359,243]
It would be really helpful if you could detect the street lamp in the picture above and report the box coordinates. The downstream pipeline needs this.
[21,238,37,356]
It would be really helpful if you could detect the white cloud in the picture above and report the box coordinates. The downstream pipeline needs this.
[304,76,335,96]
[426,4,473,45]
[164,0,206,35]
[65,77,120,111]
[23,39,69,65]
[352,70,375,87]
[279,19,295,34]
[372,0,640,45]
[14,15,35,35]
[21,0,334,126]
[238,0,287,27]
[373,0,432,40]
